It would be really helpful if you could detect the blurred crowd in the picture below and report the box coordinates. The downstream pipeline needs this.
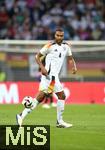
[0,0,105,40]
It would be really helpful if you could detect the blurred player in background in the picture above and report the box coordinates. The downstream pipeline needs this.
[16,28,77,128]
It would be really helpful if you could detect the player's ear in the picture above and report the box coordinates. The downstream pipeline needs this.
[54,33,56,38]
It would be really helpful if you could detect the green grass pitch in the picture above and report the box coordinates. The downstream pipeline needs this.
[0,104,105,150]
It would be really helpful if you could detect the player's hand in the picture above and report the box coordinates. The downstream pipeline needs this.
[72,67,77,74]
[41,66,48,76]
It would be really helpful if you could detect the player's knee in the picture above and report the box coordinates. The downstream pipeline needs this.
[36,91,46,102]
[62,93,66,100]
[58,92,66,100]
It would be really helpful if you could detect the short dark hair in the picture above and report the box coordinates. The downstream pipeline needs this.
[55,27,64,32]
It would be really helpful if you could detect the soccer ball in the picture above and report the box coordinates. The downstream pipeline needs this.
[22,96,33,108]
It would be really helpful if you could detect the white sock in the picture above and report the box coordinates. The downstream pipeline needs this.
[57,99,65,123]
[20,98,39,120]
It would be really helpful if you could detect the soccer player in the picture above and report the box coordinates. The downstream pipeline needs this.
[16,28,77,128]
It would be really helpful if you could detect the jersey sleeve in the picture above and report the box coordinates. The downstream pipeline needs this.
[67,45,72,56]
[40,42,51,56]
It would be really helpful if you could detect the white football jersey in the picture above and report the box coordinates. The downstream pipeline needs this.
[40,41,72,76]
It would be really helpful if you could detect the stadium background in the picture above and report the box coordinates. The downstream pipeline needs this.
[0,0,105,150]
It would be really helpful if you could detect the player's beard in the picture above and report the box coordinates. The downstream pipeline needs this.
[56,39,63,45]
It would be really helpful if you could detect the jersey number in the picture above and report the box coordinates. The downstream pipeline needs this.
[59,53,61,58]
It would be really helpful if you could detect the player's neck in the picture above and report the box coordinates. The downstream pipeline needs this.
[55,40,62,45]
